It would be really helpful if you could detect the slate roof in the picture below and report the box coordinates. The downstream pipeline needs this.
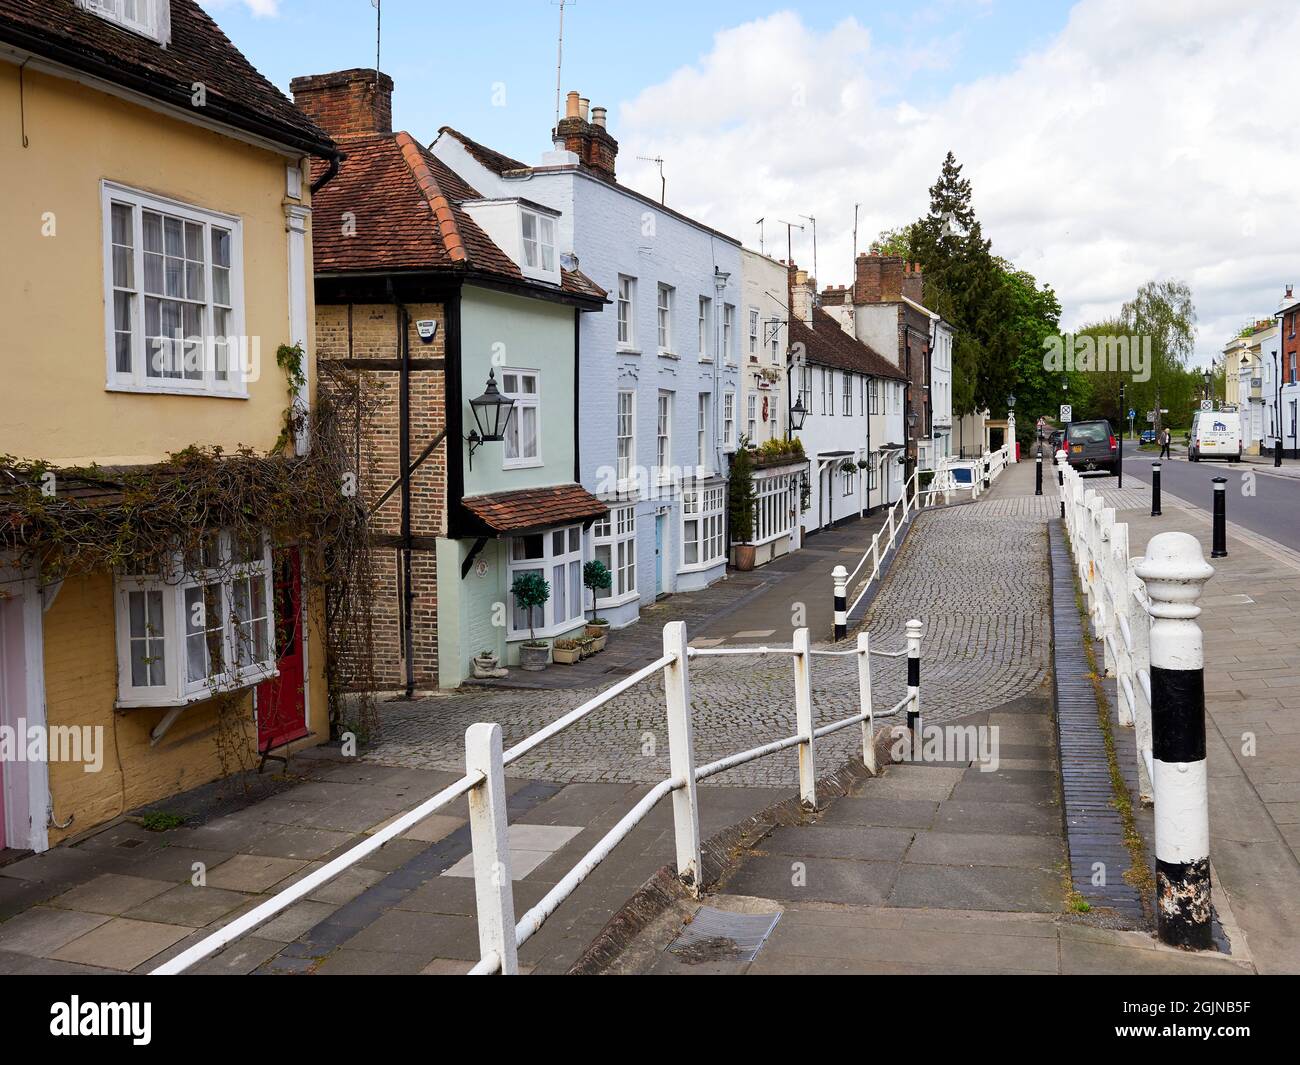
[0,0,337,158]
[461,484,608,535]
[309,131,605,301]
[437,127,742,249]
[790,309,907,381]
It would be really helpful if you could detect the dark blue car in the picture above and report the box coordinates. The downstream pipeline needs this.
[1140,429,1156,444]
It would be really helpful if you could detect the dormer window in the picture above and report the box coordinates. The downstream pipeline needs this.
[521,209,556,278]
[78,0,172,46]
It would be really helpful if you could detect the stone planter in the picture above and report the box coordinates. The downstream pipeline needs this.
[552,641,581,665]
[733,544,756,571]
[518,642,550,672]
[587,634,607,653]
[472,653,507,679]
[585,621,610,640]
[578,638,598,659]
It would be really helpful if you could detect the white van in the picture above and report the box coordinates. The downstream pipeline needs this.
[1189,409,1242,462]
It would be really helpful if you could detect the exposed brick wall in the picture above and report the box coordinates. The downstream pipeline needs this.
[317,302,447,689]
[854,253,905,305]
[555,114,619,181]
[290,68,393,139]
[902,262,924,305]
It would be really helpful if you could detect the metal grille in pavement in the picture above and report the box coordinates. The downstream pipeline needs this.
[1048,520,1145,921]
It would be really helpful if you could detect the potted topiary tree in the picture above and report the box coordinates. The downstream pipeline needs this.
[510,571,551,671]
[583,559,612,642]
[729,445,757,570]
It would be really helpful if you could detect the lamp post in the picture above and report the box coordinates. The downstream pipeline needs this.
[465,370,516,470]
[1202,367,1213,407]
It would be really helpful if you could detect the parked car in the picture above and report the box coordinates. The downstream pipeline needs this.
[1050,429,1066,454]
[1064,419,1119,475]
[1188,409,1242,462]
[1140,429,1156,445]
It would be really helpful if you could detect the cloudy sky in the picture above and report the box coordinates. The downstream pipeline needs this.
[209,0,1297,365]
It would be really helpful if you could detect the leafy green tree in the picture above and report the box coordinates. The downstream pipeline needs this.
[1120,279,1197,434]
[870,226,914,258]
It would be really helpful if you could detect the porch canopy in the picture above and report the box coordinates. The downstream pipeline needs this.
[460,483,608,538]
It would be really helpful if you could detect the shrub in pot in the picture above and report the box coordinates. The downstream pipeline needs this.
[510,571,551,671]
[729,445,757,570]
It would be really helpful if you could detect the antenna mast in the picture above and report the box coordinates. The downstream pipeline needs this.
[637,155,666,204]
[553,0,572,127]
[755,217,765,255]
[800,214,817,282]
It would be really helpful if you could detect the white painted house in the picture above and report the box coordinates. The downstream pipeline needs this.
[789,270,908,532]
[432,94,743,628]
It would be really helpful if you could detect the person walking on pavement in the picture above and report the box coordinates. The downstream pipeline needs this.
[1159,427,1172,460]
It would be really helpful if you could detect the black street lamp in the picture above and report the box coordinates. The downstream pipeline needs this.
[789,394,807,432]
[1203,367,1213,405]
[1274,348,1283,467]
[466,370,515,469]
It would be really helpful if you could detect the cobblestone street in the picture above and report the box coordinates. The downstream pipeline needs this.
[365,461,1053,787]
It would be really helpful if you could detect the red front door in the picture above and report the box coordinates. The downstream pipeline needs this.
[256,549,308,752]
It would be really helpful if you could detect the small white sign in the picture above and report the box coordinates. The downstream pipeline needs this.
[416,319,439,343]
[474,558,488,578]
[1200,399,1213,411]
[1059,404,1072,423]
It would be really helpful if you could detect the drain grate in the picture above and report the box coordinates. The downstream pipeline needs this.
[668,906,782,964]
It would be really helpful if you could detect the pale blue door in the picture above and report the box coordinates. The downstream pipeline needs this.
[655,514,665,596]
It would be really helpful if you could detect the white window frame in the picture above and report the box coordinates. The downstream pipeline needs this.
[843,372,854,417]
[723,390,736,450]
[656,391,672,481]
[723,304,735,365]
[750,470,796,546]
[520,208,557,281]
[657,284,674,354]
[799,366,813,413]
[747,393,758,442]
[616,389,636,485]
[617,275,636,349]
[592,505,637,606]
[102,181,246,398]
[748,308,760,359]
[78,0,171,46]
[823,369,835,416]
[507,526,584,638]
[698,296,713,360]
[114,530,275,708]
[680,484,725,571]
[501,368,542,468]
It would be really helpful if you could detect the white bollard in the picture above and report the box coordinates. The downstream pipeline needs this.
[662,621,702,891]
[792,627,817,807]
[465,722,519,975]
[1136,532,1215,950]
[857,631,875,775]
[1127,558,1154,804]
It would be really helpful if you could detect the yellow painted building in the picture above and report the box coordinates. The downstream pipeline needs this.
[0,1,340,852]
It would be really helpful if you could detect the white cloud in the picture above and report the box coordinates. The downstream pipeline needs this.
[200,0,281,18]
[614,1,1299,363]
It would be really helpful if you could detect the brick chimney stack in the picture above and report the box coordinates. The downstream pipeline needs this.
[902,262,924,304]
[291,68,393,139]
[789,265,816,324]
[853,253,905,305]
[554,90,619,181]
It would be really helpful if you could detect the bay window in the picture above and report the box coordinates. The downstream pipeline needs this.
[752,471,796,545]
[593,505,637,602]
[508,526,583,637]
[103,181,244,396]
[681,485,725,569]
[115,530,274,707]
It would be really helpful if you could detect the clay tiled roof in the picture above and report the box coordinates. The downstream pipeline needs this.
[310,132,605,301]
[0,0,336,158]
[462,484,607,535]
[791,309,907,381]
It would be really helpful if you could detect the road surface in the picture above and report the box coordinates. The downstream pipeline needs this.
[1118,451,1300,552]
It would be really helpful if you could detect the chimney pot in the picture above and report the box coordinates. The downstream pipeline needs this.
[565,91,581,119]
[591,106,607,129]
[578,97,590,122]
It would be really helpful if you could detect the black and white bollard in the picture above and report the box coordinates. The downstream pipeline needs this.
[906,619,923,757]
[832,564,848,641]
[1035,452,1043,496]
[1056,449,1067,520]
[1211,477,1227,558]
[1151,461,1162,517]
[982,453,990,490]
[1136,533,1215,950]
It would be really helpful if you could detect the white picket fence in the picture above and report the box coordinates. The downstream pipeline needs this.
[1057,454,1155,801]
[152,618,922,976]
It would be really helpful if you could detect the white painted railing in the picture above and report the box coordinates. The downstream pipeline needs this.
[152,618,922,976]
[1057,452,1154,801]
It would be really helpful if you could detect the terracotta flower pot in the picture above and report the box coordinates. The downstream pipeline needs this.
[733,544,756,571]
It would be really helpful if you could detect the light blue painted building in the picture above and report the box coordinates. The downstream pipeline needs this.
[434,96,743,628]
